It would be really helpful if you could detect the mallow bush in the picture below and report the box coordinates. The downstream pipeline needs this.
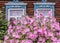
[3,12,60,43]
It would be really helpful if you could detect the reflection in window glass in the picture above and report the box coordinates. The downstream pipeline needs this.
[36,8,52,17]
[17,17,21,20]
[10,10,23,16]
[48,0,60,2]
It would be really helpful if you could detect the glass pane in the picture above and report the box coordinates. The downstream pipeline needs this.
[48,0,60,2]
[17,17,21,20]
[19,0,40,1]
[10,9,23,16]
[36,8,52,17]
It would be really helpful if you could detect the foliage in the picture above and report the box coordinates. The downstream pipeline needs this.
[0,7,8,40]
[3,12,60,43]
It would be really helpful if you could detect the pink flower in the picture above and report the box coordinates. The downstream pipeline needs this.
[22,28,30,34]
[39,13,44,18]
[51,22,60,31]
[9,39,14,43]
[28,33,38,41]
[48,32,54,37]
[11,20,17,25]
[12,32,21,39]
[34,11,38,18]
[24,21,27,25]
[38,37,45,42]
[4,35,9,40]
[38,29,44,35]
[7,28,13,34]
[52,42,57,43]
[48,11,52,18]
[33,22,37,26]
[43,30,47,35]
[43,17,49,24]
[51,37,57,42]
[28,18,34,24]
[52,17,56,22]
[16,26,20,29]
[4,15,60,43]
[17,29,21,33]
[8,25,12,29]
[34,31,38,34]
[19,19,23,24]
[16,40,19,43]
[57,39,60,43]
[21,39,33,43]
[37,41,40,43]
[25,15,30,20]
[33,27,38,30]
[3,41,6,43]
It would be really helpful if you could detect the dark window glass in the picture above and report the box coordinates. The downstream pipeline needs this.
[19,0,41,1]
[0,0,13,1]
[48,0,60,2]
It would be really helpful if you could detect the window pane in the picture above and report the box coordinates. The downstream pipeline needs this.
[48,0,60,2]
[17,17,21,20]
[36,8,52,17]
[19,0,39,1]
[10,10,23,16]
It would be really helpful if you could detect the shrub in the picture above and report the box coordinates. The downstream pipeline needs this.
[3,13,60,43]
[0,8,8,40]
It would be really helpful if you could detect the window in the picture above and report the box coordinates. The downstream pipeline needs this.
[36,8,52,17]
[8,8,24,21]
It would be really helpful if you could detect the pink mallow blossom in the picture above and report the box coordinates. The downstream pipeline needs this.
[3,14,60,43]
[21,39,33,43]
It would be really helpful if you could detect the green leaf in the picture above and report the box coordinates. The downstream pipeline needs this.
[20,35,26,40]
[0,8,8,40]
